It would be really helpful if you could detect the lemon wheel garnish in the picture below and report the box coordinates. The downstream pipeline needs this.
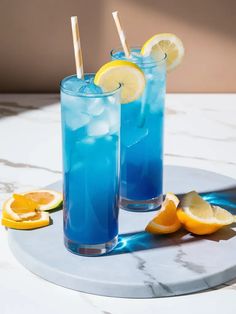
[1,211,50,230]
[94,60,145,104]
[23,190,63,211]
[177,191,235,235]
[141,33,184,71]
[145,193,181,234]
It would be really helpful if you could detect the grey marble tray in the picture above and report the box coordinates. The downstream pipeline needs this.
[8,166,236,298]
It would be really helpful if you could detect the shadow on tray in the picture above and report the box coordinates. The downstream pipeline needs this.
[110,186,236,256]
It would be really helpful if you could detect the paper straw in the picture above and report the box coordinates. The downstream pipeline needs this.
[112,11,130,58]
[71,16,84,79]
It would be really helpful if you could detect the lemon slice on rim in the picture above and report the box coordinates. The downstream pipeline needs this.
[141,33,184,71]
[1,211,50,230]
[145,193,181,234]
[23,190,63,211]
[177,191,234,235]
[94,60,145,104]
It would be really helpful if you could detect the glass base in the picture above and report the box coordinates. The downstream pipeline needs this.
[120,194,163,212]
[64,235,118,256]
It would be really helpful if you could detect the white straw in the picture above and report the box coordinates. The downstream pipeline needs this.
[71,16,84,79]
[112,11,130,58]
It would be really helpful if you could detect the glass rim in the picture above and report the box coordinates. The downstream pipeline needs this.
[60,73,122,98]
[110,47,167,66]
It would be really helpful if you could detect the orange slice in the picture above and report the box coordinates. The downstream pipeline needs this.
[165,192,179,207]
[2,194,38,221]
[145,193,181,234]
[177,191,235,235]
[23,190,63,211]
[1,211,50,230]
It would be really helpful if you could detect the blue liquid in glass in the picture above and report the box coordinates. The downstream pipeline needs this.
[112,49,166,203]
[61,75,120,246]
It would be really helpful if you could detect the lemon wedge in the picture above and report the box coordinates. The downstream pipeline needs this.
[165,192,180,207]
[2,211,50,230]
[145,193,181,234]
[141,33,184,71]
[177,191,234,235]
[94,60,145,104]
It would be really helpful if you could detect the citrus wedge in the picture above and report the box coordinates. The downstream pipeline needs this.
[1,211,50,230]
[94,60,145,104]
[23,189,63,211]
[2,194,38,221]
[141,33,184,71]
[165,192,180,207]
[177,191,235,235]
[145,193,181,234]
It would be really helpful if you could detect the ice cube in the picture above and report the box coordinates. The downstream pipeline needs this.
[96,106,119,134]
[81,137,95,145]
[149,87,165,113]
[62,76,85,93]
[61,92,80,109]
[87,119,109,137]
[66,112,90,131]
[107,95,116,105]
[122,121,148,147]
[61,92,92,116]
[85,98,105,116]
[145,73,153,80]
[71,160,84,173]
[79,81,103,94]
[105,135,113,141]
[106,107,119,134]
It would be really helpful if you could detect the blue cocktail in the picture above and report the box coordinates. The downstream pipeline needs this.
[60,74,121,256]
[111,48,166,211]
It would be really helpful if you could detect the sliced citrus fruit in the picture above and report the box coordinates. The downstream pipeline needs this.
[177,191,234,235]
[23,189,63,211]
[94,60,145,104]
[145,193,181,234]
[141,33,184,71]
[165,192,179,207]
[2,194,38,221]
[1,211,50,230]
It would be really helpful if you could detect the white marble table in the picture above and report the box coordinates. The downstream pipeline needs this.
[0,94,236,313]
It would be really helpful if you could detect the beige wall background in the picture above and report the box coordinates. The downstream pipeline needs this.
[0,0,235,93]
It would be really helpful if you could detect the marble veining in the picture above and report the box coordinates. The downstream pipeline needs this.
[0,181,18,194]
[168,131,236,143]
[174,248,206,274]
[0,94,236,313]
[131,251,176,296]
[0,158,61,174]
[132,252,162,297]
[7,170,236,299]
[166,153,236,166]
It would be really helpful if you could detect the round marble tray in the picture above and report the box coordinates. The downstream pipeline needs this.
[8,166,236,298]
